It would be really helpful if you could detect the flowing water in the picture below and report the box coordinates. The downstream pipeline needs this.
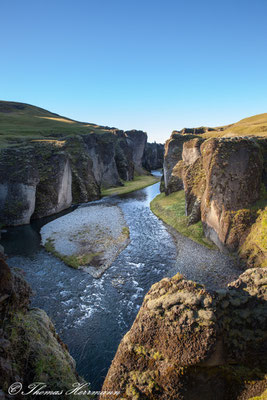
[2,175,179,389]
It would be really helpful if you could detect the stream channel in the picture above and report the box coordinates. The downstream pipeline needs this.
[1,171,240,390]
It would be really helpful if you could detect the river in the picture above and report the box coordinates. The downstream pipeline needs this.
[1,172,240,390]
[2,175,178,390]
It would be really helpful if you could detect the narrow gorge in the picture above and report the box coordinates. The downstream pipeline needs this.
[0,103,266,400]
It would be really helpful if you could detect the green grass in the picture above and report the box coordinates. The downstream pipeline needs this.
[150,191,215,249]
[101,175,160,196]
[44,238,101,269]
[201,112,267,139]
[0,100,114,148]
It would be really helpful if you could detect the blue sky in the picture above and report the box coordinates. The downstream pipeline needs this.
[1,0,267,142]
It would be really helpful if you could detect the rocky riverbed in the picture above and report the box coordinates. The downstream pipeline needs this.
[41,204,130,278]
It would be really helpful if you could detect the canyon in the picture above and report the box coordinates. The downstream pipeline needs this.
[0,106,266,399]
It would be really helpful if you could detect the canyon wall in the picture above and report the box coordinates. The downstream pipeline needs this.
[0,129,161,226]
[142,142,164,172]
[162,131,267,265]
[102,132,266,398]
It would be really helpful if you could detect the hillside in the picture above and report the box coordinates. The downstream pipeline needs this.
[221,113,267,137]
[0,101,115,148]
[172,112,267,139]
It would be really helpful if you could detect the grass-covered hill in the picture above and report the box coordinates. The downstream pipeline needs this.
[173,112,267,139]
[221,112,267,137]
[0,100,115,148]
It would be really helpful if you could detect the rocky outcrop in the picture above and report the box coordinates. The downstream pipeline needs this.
[200,137,263,252]
[102,269,267,399]
[126,130,147,174]
[0,143,73,225]
[114,131,135,181]
[83,132,122,188]
[65,136,100,204]
[0,257,89,399]
[163,132,199,194]
[142,143,164,172]
[0,128,157,226]
[32,143,72,219]
[163,135,267,263]
[0,147,39,226]
[182,138,205,224]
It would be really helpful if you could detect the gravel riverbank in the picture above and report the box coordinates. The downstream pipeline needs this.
[41,204,130,278]
[165,224,242,290]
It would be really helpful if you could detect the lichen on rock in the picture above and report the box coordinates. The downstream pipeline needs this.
[102,268,267,399]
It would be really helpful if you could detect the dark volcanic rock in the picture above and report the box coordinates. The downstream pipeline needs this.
[126,130,147,174]
[114,130,135,181]
[142,142,164,171]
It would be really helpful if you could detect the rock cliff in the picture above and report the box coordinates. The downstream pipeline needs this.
[0,101,162,226]
[180,137,267,262]
[163,132,199,194]
[0,257,90,399]
[126,130,148,174]
[161,125,267,266]
[142,143,164,172]
[102,269,267,399]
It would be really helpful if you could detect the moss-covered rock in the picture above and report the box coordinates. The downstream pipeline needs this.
[0,258,90,399]
[102,269,267,399]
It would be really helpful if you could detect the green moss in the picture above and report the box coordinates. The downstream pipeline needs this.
[150,191,215,249]
[44,238,102,269]
[122,226,130,238]
[101,175,159,196]
[248,389,267,400]
[240,206,267,268]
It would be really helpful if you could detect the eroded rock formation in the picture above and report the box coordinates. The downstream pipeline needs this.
[0,257,89,399]
[102,269,267,399]
[0,126,162,226]
[142,143,164,172]
[163,131,199,194]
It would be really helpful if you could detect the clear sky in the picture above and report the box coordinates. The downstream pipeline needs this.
[1,0,267,143]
